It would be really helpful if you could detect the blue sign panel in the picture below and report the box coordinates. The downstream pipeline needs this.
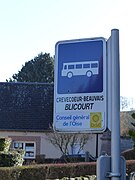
[57,40,103,94]
[54,37,107,133]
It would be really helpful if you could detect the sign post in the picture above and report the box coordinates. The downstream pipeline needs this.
[97,29,126,180]
[53,38,107,133]
[111,29,123,180]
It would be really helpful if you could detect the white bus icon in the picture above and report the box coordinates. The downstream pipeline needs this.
[61,61,99,78]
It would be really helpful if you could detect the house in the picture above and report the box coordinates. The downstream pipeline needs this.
[0,82,134,162]
[0,82,99,161]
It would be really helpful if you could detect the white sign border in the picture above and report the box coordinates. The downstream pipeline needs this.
[53,37,107,133]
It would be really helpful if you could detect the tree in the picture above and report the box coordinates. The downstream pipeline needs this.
[120,96,129,111]
[46,126,90,162]
[7,52,54,83]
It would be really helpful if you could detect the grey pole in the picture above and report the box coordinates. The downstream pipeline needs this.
[107,36,112,131]
[111,29,121,180]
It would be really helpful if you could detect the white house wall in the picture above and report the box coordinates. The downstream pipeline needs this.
[0,131,100,159]
[40,134,62,158]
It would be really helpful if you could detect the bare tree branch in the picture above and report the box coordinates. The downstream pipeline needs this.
[46,125,90,157]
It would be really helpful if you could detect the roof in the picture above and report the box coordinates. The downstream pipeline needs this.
[0,82,134,134]
[0,82,53,132]
[120,111,135,136]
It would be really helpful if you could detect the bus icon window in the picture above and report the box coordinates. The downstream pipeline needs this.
[61,61,99,78]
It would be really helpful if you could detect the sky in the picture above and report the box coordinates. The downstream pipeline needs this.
[0,0,135,100]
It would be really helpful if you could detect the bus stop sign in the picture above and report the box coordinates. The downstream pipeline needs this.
[53,38,107,133]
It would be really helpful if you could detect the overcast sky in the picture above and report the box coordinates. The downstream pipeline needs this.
[0,0,135,100]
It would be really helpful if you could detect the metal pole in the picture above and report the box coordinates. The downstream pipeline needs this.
[107,36,112,131]
[111,29,121,180]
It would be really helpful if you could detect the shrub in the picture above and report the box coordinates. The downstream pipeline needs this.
[0,137,12,152]
[126,160,135,174]
[0,137,25,167]
[0,150,25,167]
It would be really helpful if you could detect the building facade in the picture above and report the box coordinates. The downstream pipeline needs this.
[0,82,133,162]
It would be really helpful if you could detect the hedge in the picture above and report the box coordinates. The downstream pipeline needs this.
[0,160,134,180]
[0,162,95,180]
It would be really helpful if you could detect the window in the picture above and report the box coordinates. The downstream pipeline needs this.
[13,141,36,159]
[91,63,98,68]
[64,65,67,70]
[14,142,23,149]
[83,64,90,68]
[68,65,74,69]
[76,64,82,69]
